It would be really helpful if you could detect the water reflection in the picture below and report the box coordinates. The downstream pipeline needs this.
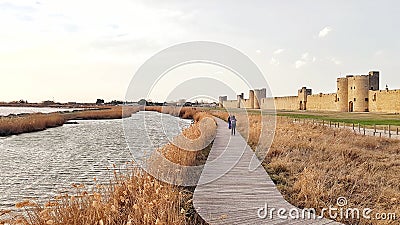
[0,111,190,210]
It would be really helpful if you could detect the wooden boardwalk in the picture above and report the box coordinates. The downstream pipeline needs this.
[193,118,343,225]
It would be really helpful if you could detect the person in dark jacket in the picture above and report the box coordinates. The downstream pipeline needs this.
[231,115,237,135]
[228,116,231,129]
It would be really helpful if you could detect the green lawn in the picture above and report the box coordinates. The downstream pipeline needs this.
[276,110,400,126]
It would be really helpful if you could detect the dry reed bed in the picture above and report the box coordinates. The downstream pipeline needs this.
[210,110,400,225]
[1,107,215,225]
[0,107,140,136]
[146,107,217,187]
[0,113,66,136]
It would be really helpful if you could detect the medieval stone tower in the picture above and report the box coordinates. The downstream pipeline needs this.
[336,71,379,112]
[298,87,312,110]
[218,96,227,107]
[254,88,266,109]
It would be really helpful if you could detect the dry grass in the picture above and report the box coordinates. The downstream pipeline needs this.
[146,107,217,187]
[1,167,195,225]
[1,107,215,225]
[0,106,140,136]
[69,106,139,120]
[0,113,66,136]
[210,110,400,225]
[144,106,200,120]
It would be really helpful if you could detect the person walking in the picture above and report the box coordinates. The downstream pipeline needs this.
[231,115,237,135]
[228,115,232,129]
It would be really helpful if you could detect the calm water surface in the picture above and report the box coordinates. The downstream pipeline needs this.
[0,106,83,116]
[0,111,190,210]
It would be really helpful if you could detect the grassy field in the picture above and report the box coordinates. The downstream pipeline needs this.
[210,108,400,225]
[276,110,400,126]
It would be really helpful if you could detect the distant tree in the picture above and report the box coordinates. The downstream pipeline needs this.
[110,100,124,105]
[96,99,105,105]
[138,99,148,106]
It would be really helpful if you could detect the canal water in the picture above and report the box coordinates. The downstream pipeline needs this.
[0,111,190,210]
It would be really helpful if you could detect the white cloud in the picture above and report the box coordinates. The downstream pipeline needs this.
[318,26,332,38]
[295,60,306,69]
[270,57,280,66]
[273,48,284,54]
[301,52,309,60]
[330,57,342,65]
[295,52,317,69]
[256,49,262,54]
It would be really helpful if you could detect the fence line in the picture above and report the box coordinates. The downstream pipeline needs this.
[291,118,400,139]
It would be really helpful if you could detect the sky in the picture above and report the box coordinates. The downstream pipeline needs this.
[0,0,399,103]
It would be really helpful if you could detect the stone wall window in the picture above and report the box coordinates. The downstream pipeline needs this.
[365,98,368,102]
[354,98,356,101]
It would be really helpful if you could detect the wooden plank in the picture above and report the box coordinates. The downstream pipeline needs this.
[193,118,343,224]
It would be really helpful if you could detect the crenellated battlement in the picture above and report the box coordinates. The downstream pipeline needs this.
[219,71,400,113]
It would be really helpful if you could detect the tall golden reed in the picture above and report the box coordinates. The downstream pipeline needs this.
[0,106,140,136]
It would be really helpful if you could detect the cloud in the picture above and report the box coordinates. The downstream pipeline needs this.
[270,57,279,66]
[330,57,341,65]
[295,60,306,69]
[318,26,332,38]
[273,48,284,54]
[295,52,316,69]
[256,49,261,54]
[301,52,309,60]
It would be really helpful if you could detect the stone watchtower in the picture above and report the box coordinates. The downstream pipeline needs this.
[336,71,379,112]
[218,96,227,107]
[254,88,266,109]
[336,77,349,112]
[369,71,380,91]
[237,93,244,108]
[298,87,312,110]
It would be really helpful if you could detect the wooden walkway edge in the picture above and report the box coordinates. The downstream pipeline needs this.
[193,118,343,225]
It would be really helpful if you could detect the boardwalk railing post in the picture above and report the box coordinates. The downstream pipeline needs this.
[363,125,366,136]
[389,125,391,138]
[374,124,376,134]
[353,123,355,130]
[397,127,399,135]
